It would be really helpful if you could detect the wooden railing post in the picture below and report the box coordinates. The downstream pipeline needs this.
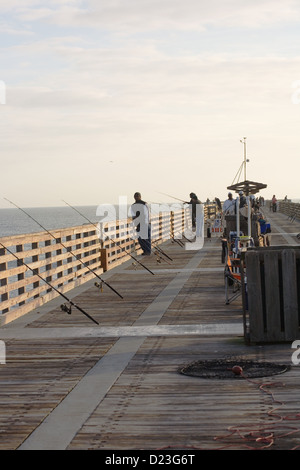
[31,242,40,299]
[45,239,52,293]
[17,244,25,305]
[0,212,183,324]
[100,249,108,272]
[0,247,8,314]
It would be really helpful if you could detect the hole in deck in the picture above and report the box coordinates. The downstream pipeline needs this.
[179,359,290,379]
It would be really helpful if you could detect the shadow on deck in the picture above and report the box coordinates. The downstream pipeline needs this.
[0,209,300,451]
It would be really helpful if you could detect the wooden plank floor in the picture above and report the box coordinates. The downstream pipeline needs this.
[0,208,300,450]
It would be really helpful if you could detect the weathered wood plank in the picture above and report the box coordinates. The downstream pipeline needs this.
[282,249,299,340]
[245,251,265,342]
[0,211,184,318]
[263,251,283,342]
[0,215,299,450]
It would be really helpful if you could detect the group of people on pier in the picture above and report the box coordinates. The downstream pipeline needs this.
[221,190,272,244]
[130,187,281,256]
[130,191,201,256]
[222,191,265,216]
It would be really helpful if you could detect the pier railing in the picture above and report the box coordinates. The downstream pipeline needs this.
[278,201,300,221]
[0,224,103,324]
[0,204,216,325]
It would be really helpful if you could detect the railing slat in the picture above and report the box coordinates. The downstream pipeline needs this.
[0,209,192,322]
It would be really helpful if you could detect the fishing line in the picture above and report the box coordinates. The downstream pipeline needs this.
[212,366,300,450]
[62,200,155,276]
[0,242,99,325]
[156,191,188,203]
[4,197,123,299]
[159,366,300,450]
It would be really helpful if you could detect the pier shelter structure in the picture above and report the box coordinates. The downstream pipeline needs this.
[0,205,300,450]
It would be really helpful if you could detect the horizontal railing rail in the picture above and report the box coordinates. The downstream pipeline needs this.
[0,225,102,324]
[0,205,214,325]
[278,201,300,221]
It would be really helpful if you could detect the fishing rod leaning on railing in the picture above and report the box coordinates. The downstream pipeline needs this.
[0,241,99,325]
[155,192,203,246]
[62,200,157,275]
[150,198,192,248]
[4,198,124,300]
[145,203,174,262]
[63,200,177,268]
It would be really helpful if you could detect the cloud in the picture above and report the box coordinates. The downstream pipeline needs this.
[3,0,300,32]
[8,85,111,108]
[9,0,300,32]
[4,50,299,149]
[1,0,300,206]
[0,23,34,36]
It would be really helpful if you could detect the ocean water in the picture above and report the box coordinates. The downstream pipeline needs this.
[1,199,299,239]
[0,204,138,238]
[0,205,103,238]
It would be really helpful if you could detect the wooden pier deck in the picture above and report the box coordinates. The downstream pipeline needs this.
[0,208,300,451]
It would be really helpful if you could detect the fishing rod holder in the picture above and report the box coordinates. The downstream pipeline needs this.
[61,303,72,315]
[94,281,103,292]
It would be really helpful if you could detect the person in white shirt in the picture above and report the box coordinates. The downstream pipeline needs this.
[222,193,236,215]
[222,192,236,237]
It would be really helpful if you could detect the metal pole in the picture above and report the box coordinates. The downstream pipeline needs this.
[247,196,251,237]
[236,196,240,238]
[240,137,247,181]
[243,137,247,181]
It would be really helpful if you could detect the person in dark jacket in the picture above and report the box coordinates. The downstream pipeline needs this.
[188,192,201,229]
[129,192,152,255]
[239,190,247,209]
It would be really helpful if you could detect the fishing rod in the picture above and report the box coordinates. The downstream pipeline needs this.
[171,232,185,247]
[62,200,156,276]
[157,191,188,203]
[157,194,201,239]
[4,198,124,300]
[149,200,188,248]
[152,242,173,262]
[176,229,194,244]
[151,242,172,265]
[0,242,99,325]
[145,202,177,261]
[70,199,173,265]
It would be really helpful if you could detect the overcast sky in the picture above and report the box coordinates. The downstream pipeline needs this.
[1,0,300,208]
